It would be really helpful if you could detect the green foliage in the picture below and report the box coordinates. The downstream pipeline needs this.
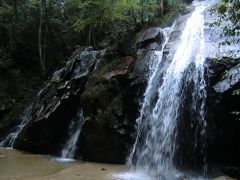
[218,4,227,14]
[73,0,134,45]
[232,89,240,96]
[213,0,240,37]
[230,111,240,120]
[96,109,105,124]
[211,0,240,120]
[72,0,184,45]
[0,0,186,74]
[0,1,12,18]
[0,0,81,73]
[0,48,12,70]
[84,116,92,122]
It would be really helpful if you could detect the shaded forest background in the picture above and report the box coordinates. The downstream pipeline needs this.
[0,0,239,129]
[0,0,189,128]
[0,0,189,75]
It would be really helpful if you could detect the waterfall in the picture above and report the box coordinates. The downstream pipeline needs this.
[0,49,101,154]
[0,109,31,148]
[60,109,84,160]
[126,1,212,179]
[0,99,39,148]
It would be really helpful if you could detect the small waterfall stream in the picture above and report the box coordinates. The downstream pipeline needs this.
[0,100,38,148]
[0,106,32,148]
[60,109,84,160]
[0,49,100,160]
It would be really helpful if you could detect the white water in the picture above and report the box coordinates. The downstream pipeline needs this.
[0,49,98,152]
[204,0,240,59]
[0,103,36,148]
[0,84,52,148]
[59,110,84,160]
[127,24,175,166]
[118,1,214,179]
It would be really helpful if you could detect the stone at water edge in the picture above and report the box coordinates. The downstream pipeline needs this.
[0,152,5,159]
[213,65,240,93]
[135,27,164,50]
[212,176,236,180]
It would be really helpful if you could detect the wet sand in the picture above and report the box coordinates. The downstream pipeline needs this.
[0,148,127,180]
[0,148,235,180]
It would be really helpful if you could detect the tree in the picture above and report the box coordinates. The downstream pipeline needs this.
[215,0,240,38]
[74,0,132,45]
[0,0,188,74]
[38,0,47,75]
[213,0,240,120]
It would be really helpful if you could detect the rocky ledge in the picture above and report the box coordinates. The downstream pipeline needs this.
[0,27,166,163]
[207,58,240,178]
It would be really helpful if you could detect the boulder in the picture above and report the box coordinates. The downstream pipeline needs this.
[0,44,151,163]
[221,166,240,179]
[13,48,104,155]
[0,26,168,163]
[135,28,164,50]
[213,65,240,93]
[212,176,236,180]
[80,56,138,163]
[206,58,240,169]
[0,151,5,159]
[0,105,10,119]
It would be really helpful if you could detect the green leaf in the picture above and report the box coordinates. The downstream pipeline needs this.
[218,4,227,14]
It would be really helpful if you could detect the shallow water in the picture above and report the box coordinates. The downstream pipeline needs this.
[0,148,233,180]
[0,148,127,180]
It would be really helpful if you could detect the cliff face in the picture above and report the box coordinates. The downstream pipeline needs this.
[11,48,103,154]
[207,58,240,168]
[0,25,239,171]
[0,27,166,163]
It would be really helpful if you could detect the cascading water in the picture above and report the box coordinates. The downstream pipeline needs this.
[123,1,214,179]
[0,49,101,156]
[0,99,39,148]
[60,109,84,160]
[0,106,32,148]
[127,25,174,167]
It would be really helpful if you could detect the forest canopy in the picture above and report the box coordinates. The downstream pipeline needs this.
[0,0,186,74]
[0,0,238,74]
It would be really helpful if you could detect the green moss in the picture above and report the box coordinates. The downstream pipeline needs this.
[84,116,92,122]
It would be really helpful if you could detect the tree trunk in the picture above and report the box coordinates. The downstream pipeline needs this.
[160,0,164,17]
[92,27,96,47]
[128,0,137,23]
[88,25,91,46]
[140,0,144,23]
[13,0,18,19]
[39,1,43,73]
[38,0,47,75]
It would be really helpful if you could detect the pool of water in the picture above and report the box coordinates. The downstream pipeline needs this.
[0,148,233,180]
[0,148,127,180]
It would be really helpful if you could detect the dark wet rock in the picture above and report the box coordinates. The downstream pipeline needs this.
[130,28,166,88]
[206,58,240,168]
[130,51,153,86]
[13,48,104,155]
[0,41,153,163]
[207,58,239,85]
[77,28,181,163]
[80,56,139,163]
[221,166,240,179]
[212,176,236,180]
[135,28,164,50]
[0,151,5,159]
[0,105,11,119]
[76,20,189,164]
[213,65,240,93]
